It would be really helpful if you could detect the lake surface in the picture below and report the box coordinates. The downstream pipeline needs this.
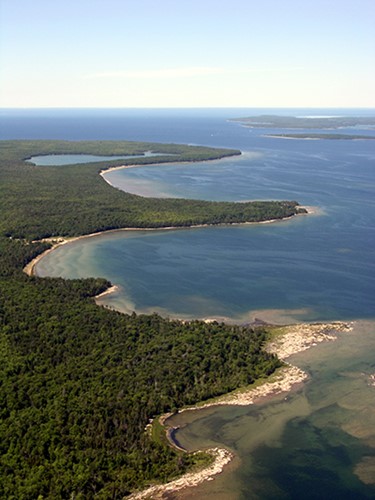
[35,122,375,324]
[27,151,172,166]
[3,108,375,498]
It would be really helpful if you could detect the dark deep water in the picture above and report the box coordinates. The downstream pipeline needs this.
[2,108,375,498]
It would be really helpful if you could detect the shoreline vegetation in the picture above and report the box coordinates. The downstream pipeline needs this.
[24,205,313,280]
[0,140,305,241]
[99,152,238,177]
[0,139,334,498]
[129,322,354,499]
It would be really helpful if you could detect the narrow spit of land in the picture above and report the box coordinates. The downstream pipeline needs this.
[264,133,375,140]
[129,322,354,499]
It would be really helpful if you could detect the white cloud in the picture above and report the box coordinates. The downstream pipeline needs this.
[83,67,224,80]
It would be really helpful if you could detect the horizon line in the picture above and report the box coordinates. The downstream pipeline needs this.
[1,106,375,110]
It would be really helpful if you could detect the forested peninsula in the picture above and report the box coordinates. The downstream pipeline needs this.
[0,140,305,498]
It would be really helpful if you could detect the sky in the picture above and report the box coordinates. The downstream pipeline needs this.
[0,0,374,108]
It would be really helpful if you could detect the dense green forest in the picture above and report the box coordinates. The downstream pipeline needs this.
[0,140,304,240]
[0,140,295,498]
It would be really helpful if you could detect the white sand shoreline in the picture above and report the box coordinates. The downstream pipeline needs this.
[94,285,119,300]
[129,321,354,499]
[263,134,321,140]
[263,134,375,141]
[129,447,234,500]
[99,153,242,178]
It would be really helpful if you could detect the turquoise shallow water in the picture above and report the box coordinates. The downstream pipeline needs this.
[170,321,375,499]
[26,109,375,498]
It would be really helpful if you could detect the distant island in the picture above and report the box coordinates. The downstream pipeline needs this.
[265,133,375,140]
[231,114,375,130]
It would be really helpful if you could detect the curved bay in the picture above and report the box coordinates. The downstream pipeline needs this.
[36,140,375,322]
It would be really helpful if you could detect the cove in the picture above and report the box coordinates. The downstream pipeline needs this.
[34,220,375,323]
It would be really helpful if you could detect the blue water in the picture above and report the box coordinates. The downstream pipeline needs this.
[27,109,375,323]
[2,107,375,142]
[3,108,375,498]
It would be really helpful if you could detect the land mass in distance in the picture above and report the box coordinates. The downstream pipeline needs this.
[265,133,375,140]
[231,114,375,131]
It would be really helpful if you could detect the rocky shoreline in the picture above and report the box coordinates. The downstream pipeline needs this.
[129,448,234,500]
[129,321,354,499]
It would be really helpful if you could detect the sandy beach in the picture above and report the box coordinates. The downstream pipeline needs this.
[99,152,244,179]
[129,321,353,499]
[164,322,352,412]
[94,284,119,300]
[23,237,71,276]
[263,134,321,140]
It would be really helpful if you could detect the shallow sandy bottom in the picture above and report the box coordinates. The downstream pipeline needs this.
[129,321,354,499]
